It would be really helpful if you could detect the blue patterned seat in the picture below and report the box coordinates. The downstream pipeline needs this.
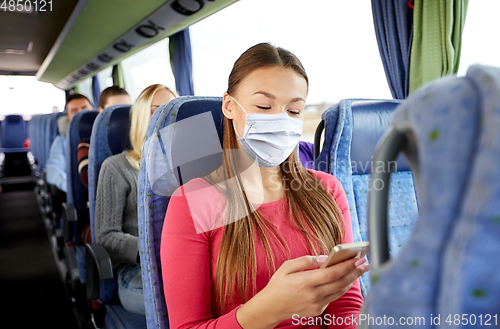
[86,104,146,329]
[63,110,98,288]
[314,99,418,295]
[138,96,223,329]
[361,65,500,328]
[1,114,27,153]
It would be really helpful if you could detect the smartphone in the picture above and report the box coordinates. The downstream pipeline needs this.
[320,241,370,269]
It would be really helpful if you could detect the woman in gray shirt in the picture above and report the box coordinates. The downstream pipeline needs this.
[95,84,176,315]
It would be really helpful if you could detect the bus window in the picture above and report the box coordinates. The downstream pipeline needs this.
[97,66,113,91]
[121,39,176,101]
[458,0,500,76]
[0,76,65,119]
[190,0,392,142]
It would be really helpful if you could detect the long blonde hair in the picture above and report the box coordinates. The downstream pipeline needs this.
[209,43,345,315]
[126,84,176,170]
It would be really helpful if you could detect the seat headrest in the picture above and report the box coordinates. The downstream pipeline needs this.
[57,115,69,137]
[108,106,132,155]
[5,115,22,124]
[350,100,411,174]
[78,111,98,141]
[146,96,223,196]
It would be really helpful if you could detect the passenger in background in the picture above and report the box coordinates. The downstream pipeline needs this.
[46,94,92,194]
[95,84,175,315]
[78,86,132,244]
[97,85,132,113]
[161,43,367,329]
[78,86,132,189]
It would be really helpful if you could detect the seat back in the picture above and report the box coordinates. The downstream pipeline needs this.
[39,114,50,170]
[28,115,35,155]
[1,114,27,150]
[67,110,98,212]
[31,115,42,170]
[88,104,131,243]
[438,65,500,317]
[45,113,64,166]
[138,96,223,329]
[361,65,500,326]
[87,104,131,303]
[314,99,418,295]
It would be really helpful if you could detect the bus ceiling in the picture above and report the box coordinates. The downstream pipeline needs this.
[0,0,238,89]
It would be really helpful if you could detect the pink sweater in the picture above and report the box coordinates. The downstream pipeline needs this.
[161,170,363,329]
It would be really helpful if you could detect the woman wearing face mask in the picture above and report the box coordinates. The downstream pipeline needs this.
[95,84,176,315]
[161,43,367,328]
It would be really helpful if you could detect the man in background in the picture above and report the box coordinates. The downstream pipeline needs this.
[46,94,93,193]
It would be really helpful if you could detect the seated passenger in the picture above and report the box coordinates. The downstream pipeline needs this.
[95,84,176,315]
[161,43,368,328]
[78,86,132,189]
[46,94,92,194]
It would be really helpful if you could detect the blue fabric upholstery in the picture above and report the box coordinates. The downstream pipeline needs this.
[1,114,27,151]
[138,96,223,329]
[88,105,131,243]
[66,110,98,211]
[66,110,98,284]
[39,115,49,169]
[437,65,500,318]
[45,113,64,167]
[361,66,500,327]
[37,113,61,170]
[87,104,146,327]
[29,115,41,169]
[314,99,418,295]
[30,115,42,170]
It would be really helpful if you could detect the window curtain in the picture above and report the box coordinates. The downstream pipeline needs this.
[371,0,414,99]
[112,63,126,88]
[169,28,194,96]
[92,75,101,108]
[409,0,469,94]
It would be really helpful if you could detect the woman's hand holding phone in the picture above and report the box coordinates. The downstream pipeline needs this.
[236,254,370,329]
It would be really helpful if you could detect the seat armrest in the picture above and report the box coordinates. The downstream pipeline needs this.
[85,243,113,328]
[85,243,113,280]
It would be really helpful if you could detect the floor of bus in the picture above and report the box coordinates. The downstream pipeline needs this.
[0,185,80,328]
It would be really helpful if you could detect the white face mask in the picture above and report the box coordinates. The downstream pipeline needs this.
[229,95,304,168]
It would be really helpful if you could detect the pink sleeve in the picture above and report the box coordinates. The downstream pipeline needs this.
[311,171,364,328]
[160,185,243,329]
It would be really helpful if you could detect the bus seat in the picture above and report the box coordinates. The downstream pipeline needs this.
[138,96,223,329]
[1,114,27,152]
[38,114,49,170]
[44,113,68,234]
[88,105,132,243]
[438,65,500,318]
[61,110,98,292]
[314,99,418,295]
[31,114,42,171]
[85,104,146,329]
[360,65,498,326]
